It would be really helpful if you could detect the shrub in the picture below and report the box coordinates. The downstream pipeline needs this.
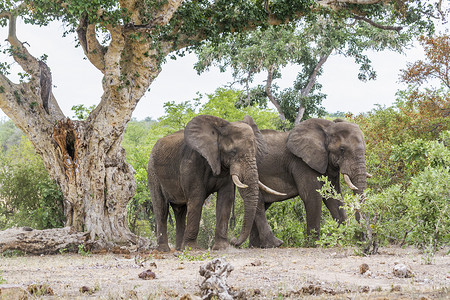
[0,138,64,229]
[403,166,450,250]
[265,197,307,247]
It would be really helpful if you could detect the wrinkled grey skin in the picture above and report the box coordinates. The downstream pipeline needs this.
[147,115,266,252]
[251,118,368,248]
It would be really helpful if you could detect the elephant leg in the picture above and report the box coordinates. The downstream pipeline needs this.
[299,189,322,244]
[182,198,204,250]
[323,197,347,224]
[171,203,187,250]
[213,183,235,250]
[151,186,171,252]
[250,200,283,248]
[249,221,261,248]
[324,176,347,223]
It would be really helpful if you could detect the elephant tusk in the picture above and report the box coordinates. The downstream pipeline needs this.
[232,174,248,189]
[366,172,373,178]
[258,181,287,196]
[343,174,358,191]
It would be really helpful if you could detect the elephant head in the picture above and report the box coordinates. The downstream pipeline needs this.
[184,115,282,247]
[287,118,369,196]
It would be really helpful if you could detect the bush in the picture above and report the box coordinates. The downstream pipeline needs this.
[265,197,306,247]
[403,166,450,250]
[0,138,64,229]
[316,135,450,256]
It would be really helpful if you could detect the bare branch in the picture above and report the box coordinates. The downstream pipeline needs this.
[121,0,183,28]
[76,14,107,72]
[436,0,447,21]
[3,10,40,76]
[318,0,384,7]
[0,7,64,120]
[301,54,330,98]
[265,66,286,122]
[353,14,403,32]
[295,53,330,125]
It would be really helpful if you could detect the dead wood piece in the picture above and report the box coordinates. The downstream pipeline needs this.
[199,258,242,300]
[0,227,88,255]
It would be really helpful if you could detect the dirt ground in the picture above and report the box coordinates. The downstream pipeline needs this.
[1,245,449,299]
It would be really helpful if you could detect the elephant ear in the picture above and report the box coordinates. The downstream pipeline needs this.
[287,118,332,174]
[241,115,268,160]
[185,115,230,176]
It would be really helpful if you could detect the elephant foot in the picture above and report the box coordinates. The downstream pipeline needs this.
[156,244,171,252]
[259,236,283,248]
[250,233,283,248]
[212,239,229,251]
[182,240,201,251]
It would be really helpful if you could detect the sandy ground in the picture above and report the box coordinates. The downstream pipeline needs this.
[1,245,449,299]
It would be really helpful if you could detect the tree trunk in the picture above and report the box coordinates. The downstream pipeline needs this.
[294,53,330,125]
[51,118,142,247]
[0,6,182,250]
[265,66,286,122]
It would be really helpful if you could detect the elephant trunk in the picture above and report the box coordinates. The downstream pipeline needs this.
[229,158,259,247]
[344,160,368,222]
[342,154,368,194]
[352,162,368,193]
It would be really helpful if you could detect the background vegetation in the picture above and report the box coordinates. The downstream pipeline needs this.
[0,35,448,259]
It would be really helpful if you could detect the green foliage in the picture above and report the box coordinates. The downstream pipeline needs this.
[403,166,450,250]
[194,10,426,125]
[0,137,64,230]
[177,247,213,261]
[0,119,23,151]
[316,136,450,256]
[1,249,25,257]
[196,195,218,249]
[123,118,158,235]
[71,104,96,120]
[354,102,450,191]
[390,135,450,181]
[198,88,279,128]
[265,197,306,247]
[77,244,91,256]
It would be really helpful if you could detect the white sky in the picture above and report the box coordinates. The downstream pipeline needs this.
[0,19,432,121]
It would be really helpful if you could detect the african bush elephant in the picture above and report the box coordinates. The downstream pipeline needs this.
[250,118,370,248]
[147,115,284,252]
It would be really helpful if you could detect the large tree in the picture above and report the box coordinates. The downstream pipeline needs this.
[194,12,439,127]
[0,0,442,250]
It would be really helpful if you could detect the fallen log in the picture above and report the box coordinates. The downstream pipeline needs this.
[0,227,88,255]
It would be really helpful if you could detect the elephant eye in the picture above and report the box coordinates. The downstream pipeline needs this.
[229,149,237,157]
[340,147,345,154]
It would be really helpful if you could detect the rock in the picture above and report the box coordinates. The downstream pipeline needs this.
[301,282,336,296]
[80,286,95,294]
[251,260,262,266]
[138,269,156,280]
[359,263,369,274]
[392,263,413,278]
[364,270,373,277]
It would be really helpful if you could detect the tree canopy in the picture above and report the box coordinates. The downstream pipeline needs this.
[193,4,440,126]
